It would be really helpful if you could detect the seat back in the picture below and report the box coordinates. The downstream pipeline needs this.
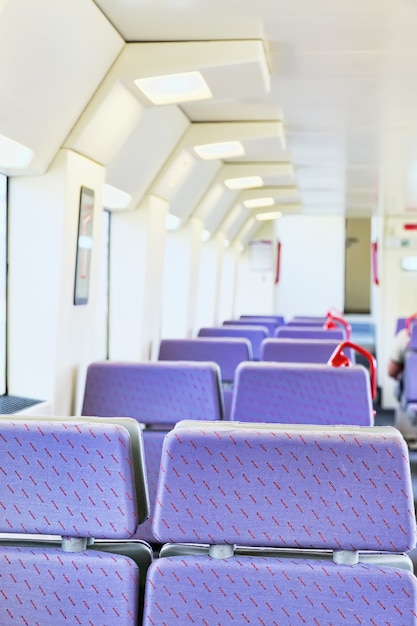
[223,318,278,336]
[260,338,341,363]
[198,325,266,359]
[275,326,345,340]
[158,337,251,381]
[240,314,285,325]
[404,352,417,402]
[82,361,224,544]
[82,360,224,423]
[144,422,417,625]
[0,417,146,625]
[231,361,374,425]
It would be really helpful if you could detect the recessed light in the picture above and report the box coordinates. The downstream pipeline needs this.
[224,176,263,190]
[193,141,245,160]
[201,229,211,241]
[255,211,283,221]
[135,71,212,105]
[243,197,275,209]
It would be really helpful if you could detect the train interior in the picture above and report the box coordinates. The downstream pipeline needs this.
[1,0,417,622]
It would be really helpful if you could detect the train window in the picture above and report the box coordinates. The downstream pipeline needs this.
[0,174,6,395]
[93,209,110,359]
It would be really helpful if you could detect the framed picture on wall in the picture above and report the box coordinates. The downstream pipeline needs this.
[74,186,95,305]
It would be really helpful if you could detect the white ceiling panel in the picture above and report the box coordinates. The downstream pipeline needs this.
[0,0,123,175]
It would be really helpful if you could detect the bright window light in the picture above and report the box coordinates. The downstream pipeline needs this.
[201,229,211,242]
[0,134,33,168]
[135,71,212,105]
[103,184,132,210]
[224,176,263,190]
[193,141,245,160]
[256,211,283,221]
[243,197,275,209]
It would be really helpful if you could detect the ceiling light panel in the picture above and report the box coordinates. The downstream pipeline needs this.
[244,197,275,208]
[193,140,245,160]
[224,176,263,190]
[135,71,212,105]
[256,211,283,221]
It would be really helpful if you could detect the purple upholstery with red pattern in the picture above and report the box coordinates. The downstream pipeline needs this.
[82,362,224,544]
[0,419,138,538]
[0,547,139,625]
[82,361,223,423]
[158,338,251,381]
[260,338,341,363]
[144,555,417,625]
[153,424,415,551]
[0,418,140,625]
[223,318,277,336]
[230,362,373,425]
[275,326,345,340]
[198,326,264,359]
[143,423,417,625]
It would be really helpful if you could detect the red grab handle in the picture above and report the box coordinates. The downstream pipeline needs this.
[371,241,379,286]
[406,313,417,336]
[274,242,282,285]
[328,340,377,400]
[324,313,352,341]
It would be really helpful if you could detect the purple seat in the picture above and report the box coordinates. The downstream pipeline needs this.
[223,318,278,336]
[82,361,224,545]
[158,337,252,381]
[230,362,374,425]
[0,417,146,625]
[260,338,341,363]
[275,326,346,341]
[198,325,266,360]
[240,314,285,325]
[285,320,327,327]
[143,422,417,624]
[402,329,417,416]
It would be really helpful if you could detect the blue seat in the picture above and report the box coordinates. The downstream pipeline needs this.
[0,416,150,625]
[198,325,267,359]
[144,421,417,624]
[260,338,342,363]
[158,337,251,418]
[230,361,374,425]
[275,326,346,341]
[223,317,279,336]
[82,361,224,545]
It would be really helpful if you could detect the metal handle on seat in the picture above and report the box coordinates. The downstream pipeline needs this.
[323,312,352,340]
[328,340,377,400]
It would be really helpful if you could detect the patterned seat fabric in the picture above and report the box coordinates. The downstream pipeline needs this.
[143,423,417,625]
[230,362,373,425]
[223,318,278,336]
[260,338,341,363]
[82,360,224,423]
[0,418,142,625]
[275,326,345,340]
[82,361,224,543]
[158,338,251,381]
[198,325,265,360]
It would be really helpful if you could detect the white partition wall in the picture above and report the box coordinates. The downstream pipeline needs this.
[274,215,345,320]
[161,218,203,339]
